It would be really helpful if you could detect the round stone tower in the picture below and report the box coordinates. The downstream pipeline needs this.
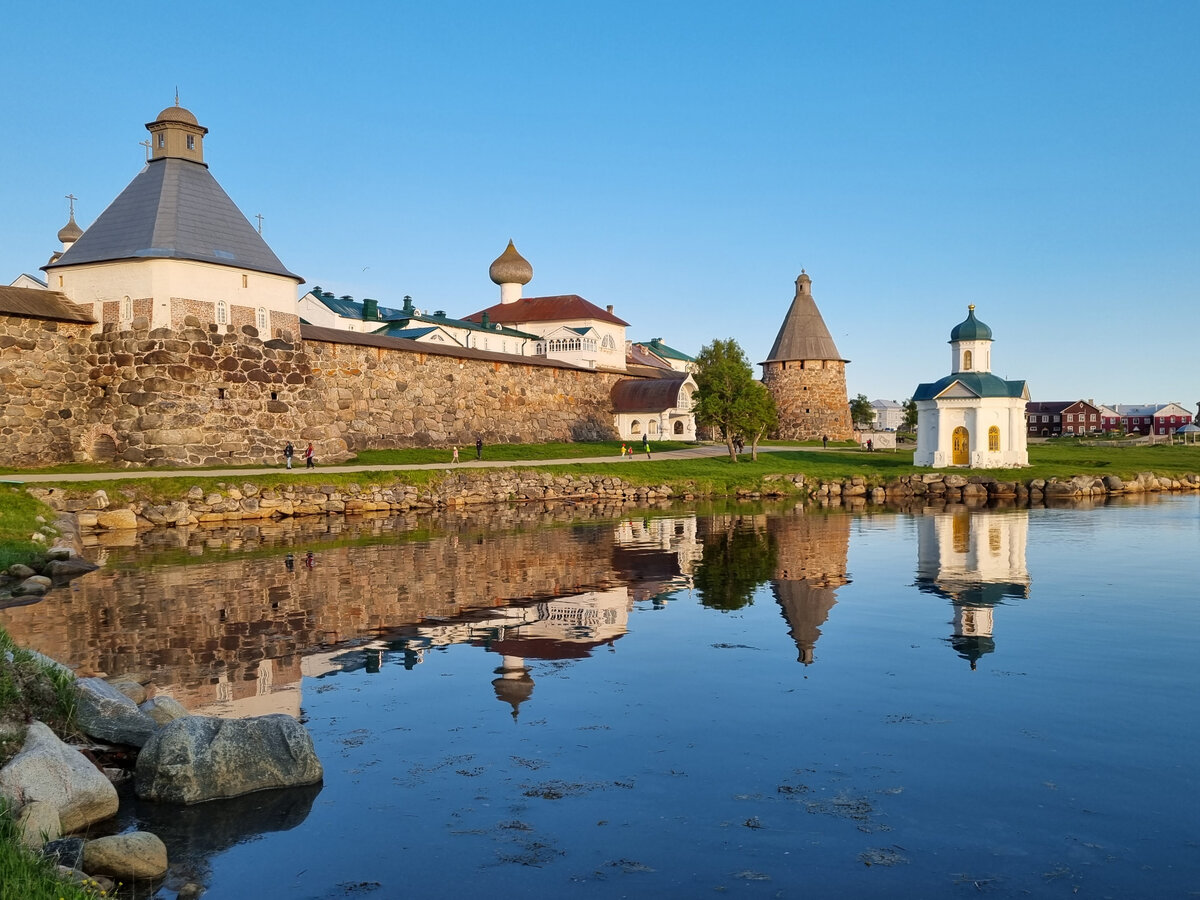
[760,271,852,441]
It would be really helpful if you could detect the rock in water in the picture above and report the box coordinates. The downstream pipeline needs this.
[0,721,119,832]
[135,714,323,804]
[83,831,168,880]
[75,677,158,747]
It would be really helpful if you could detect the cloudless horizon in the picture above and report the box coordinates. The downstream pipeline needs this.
[4,1,1196,407]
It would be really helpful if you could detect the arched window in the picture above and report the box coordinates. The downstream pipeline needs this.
[216,300,228,325]
[120,296,132,322]
[256,307,268,331]
[963,349,973,370]
[674,420,684,435]
[988,425,1000,451]
[601,334,615,350]
[649,420,658,434]
[631,420,642,435]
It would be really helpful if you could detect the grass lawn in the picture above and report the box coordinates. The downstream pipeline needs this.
[0,488,53,571]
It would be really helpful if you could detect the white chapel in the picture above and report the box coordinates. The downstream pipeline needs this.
[913,306,1029,468]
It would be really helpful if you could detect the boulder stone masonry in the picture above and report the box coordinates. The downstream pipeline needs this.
[0,317,627,468]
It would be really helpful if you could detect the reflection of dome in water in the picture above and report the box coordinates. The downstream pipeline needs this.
[492,674,534,721]
[949,633,995,670]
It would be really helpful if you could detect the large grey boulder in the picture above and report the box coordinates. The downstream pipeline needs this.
[0,721,119,832]
[135,714,323,804]
[75,677,158,747]
[83,831,168,880]
[139,695,191,726]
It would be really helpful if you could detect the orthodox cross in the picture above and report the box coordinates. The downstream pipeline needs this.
[139,139,151,161]
[65,193,77,217]
[255,213,264,235]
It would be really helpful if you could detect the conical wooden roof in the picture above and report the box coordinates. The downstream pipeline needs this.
[763,273,845,362]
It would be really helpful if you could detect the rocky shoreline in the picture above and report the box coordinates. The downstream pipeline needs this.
[0,665,323,896]
[23,468,1200,536]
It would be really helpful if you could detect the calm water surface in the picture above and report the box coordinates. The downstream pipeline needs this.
[3,496,1198,898]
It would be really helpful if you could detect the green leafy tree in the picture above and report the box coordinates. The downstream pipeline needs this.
[902,398,918,431]
[738,380,778,461]
[849,393,874,429]
[694,338,760,462]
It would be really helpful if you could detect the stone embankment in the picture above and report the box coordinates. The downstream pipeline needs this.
[27,468,1200,534]
[32,471,681,532]
[794,470,1200,506]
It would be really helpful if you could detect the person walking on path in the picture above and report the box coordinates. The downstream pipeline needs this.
[304,442,314,468]
[643,432,651,459]
[284,442,294,469]
[452,446,460,464]
[476,437,483,460]
[822,434,828,449]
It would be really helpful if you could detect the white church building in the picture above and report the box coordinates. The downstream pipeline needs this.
[913,306,1029,468]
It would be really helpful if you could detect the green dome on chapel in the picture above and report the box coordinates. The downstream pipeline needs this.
[949,305,992,342]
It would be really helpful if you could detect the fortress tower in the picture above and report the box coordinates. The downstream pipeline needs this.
[760,271,852,440]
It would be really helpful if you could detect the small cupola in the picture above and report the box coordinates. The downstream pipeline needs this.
[145,98,208,166]
[57,213,83,249]
[949,304,994,374]
[489,240,533,304]
[795,269,812,295]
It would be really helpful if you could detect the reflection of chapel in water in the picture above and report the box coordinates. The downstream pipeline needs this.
[915,509,1031,669]
[768,509,851,665]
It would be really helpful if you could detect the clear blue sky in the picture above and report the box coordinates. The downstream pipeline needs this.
[3,1,1196,406]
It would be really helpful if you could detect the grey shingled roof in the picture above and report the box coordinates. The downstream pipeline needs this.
[45,158,301,281]
[763,281,845,363]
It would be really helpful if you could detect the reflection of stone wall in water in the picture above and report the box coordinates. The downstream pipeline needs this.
[767,508,851,665]
[0,509,634,711]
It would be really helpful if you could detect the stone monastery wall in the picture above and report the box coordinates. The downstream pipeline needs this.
[0,314,95,466]
[0,317,625,468]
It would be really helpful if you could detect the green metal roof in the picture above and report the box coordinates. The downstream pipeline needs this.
[912,372,1027,401]
[637,338,695,362]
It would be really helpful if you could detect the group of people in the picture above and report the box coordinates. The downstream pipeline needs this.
[283,442,314,468]
[620,433,652,459]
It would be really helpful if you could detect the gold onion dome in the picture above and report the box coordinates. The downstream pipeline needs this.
[489,240,533,286]
[153,104,199,126]
[57,214,83,243]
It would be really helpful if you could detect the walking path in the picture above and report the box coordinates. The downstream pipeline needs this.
[6,444,819,485]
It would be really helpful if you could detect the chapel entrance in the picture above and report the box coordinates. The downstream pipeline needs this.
[952,426,970,466]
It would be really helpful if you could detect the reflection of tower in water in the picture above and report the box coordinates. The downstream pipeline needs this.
[915,509,1031,670]
[767,510,851,665]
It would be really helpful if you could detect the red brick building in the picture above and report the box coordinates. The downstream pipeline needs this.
[1025,400,1101,437]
